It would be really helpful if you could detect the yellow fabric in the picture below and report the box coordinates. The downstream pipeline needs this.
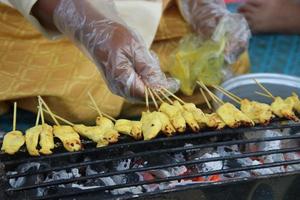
[0,4,124,123]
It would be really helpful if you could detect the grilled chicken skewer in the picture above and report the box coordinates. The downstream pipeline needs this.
[254,80,299,121]
[1,102,25,155]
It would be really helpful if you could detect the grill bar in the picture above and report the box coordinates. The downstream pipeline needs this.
[5,134,300,179]
[25,161,300,200]
[6,146,300,192]
[2,122,299,165]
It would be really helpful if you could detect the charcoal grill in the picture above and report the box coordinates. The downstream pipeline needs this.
[0,120,300,200]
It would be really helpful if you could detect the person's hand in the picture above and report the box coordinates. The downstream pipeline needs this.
[179,0,251,63]
[53,0,179,101]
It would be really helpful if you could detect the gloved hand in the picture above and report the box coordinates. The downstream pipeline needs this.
[179,0,251,63]
[53,0,179,101]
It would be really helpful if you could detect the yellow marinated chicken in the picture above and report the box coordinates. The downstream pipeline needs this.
[1,131,25,155]
[173,101,199,132]
[25,125,43,156]
[39,124,54,155]
[159,102,186,133]
[73,124,120,148]
[98,129,119,147]
[205,113,226,129]
[114,119,142,140]
[131,121,143,140]
[240,99,274,125]
[96,116,114,129]
[285,93,300,113]
[217,103,254,128]
[155,112,176,137]
[53,125,81,152]
[183,103,207,129]
[271,97,299,121]
[141,112,162,140]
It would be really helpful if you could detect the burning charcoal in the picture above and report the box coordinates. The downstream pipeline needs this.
[187,148,214,161]
[149,166,187,179]
[86,165,116,187]
[262,154,285,173]
[111,186,143,195]
[8,162,49,189]
[250,160,274,175]
[285,152,300,171]
[135,171,159,192]
[196,153,223,173]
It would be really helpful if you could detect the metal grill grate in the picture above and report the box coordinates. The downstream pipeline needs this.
[1,121,300,200]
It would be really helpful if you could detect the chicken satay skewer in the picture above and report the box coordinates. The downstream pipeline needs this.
[254,80,298,121]
[198,81,254,128]
[1,102,25,155]
[39,96,81,152]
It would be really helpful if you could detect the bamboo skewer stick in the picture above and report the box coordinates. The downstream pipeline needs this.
[87,105,117,122]
[35,108,41,127]
[148,88,158,110]
[200,88,212,110]
[39,107,75,126]
[151,89,165,104]
[197,81,224,106]
[88,92,103,118]
[212,85,241,105]
[161,87,185,105]
[145,87,149,111]
[38,96,60,126]
[39,99,45,125]
[254,79,275,99]
[214,85,242,102]
[13,102,17,131]
[255,91,273,99]
[158,89,173,105]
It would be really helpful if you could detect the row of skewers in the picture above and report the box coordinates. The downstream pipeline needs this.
[1,80,300,156]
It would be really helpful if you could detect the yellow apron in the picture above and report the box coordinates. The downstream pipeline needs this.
[0,1,249,122]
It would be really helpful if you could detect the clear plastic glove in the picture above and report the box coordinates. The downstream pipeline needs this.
[179,0,251,63]
[53,0,179,101]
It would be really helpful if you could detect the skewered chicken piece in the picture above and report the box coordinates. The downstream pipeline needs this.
[73,124,120,147]
[240,99,274,125]
[141,111,162,140]
[285,93,300,113]
[155,112,176,137]
[271,97,299,121]
[159,102,186,133]
[1,131,25,155]
[95,116,120,147]
[96,116,114,129]
[39,124,54,155]
[173,101,200,132]
[205,113,226,129]
[217,103,254,128]
[114,119,142,140]
[183,103,207,128]
[25,125,43,156]
[53,125,81,152]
